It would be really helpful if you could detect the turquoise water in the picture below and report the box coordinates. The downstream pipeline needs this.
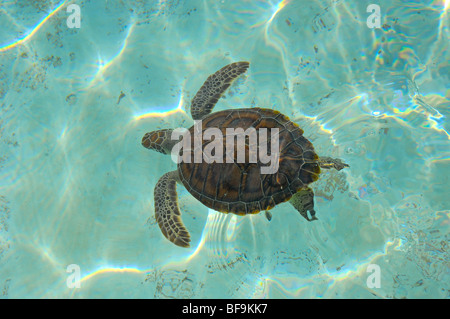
[0,0,448,299]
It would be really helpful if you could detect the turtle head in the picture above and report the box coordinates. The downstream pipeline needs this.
[142,129,176,155]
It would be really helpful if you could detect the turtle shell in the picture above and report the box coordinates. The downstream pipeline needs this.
[178,107,320,215]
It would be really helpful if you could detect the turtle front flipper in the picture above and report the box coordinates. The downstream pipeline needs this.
[318,156,349,171]
[289,187,318,221]
[191,61,250,120]
[154,170,191,247]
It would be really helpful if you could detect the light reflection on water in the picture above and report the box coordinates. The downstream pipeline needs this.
[0,0,448,298]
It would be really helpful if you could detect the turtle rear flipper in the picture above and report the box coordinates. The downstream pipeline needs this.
[318,156,349,171]
[154,170,191,247]
[265,210,272,221]
[290,187,318,222]
[191,61,249,120]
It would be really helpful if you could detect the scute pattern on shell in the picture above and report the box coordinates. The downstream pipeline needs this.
[178,107,320,215]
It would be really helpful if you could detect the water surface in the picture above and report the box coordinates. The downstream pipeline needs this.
[0,0,448,298]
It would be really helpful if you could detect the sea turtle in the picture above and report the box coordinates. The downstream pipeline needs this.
[142,62,348,247]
